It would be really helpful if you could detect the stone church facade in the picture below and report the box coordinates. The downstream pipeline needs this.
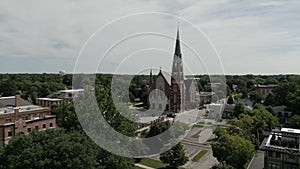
[149,28,198,113]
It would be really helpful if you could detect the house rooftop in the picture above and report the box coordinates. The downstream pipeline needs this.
[260,127,300,155]
[281,127,300,134]
[36,98,63,101]
[0,96,32,107]
[0,105,49,115]
[46,89,84,99]
[255,84,278,88]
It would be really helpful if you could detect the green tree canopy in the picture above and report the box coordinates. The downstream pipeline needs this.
[159,143,188,169]
[288,115,300,129]
[233,103,245,118]
[212,161,235,169]
[0,129,135,169]
[212,134,255,169]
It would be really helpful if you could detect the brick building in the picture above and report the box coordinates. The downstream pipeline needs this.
[36,98,65,107]
[0,95,56,146]
[36,89,84,107]
[260,128,300,169]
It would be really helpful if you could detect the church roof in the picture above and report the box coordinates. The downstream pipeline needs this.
[157,70,171,86]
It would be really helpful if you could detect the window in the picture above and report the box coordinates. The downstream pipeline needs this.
[35,125,39,130]
[5,118,12,123]
[288,154,296,159]
[50,123,53,128]
[267,163,280,169]
[268,151,280,158]
[43,124,46,128]
[28,128,31,133]
[22,115,29,120]
[33,114,40,120]
[8,131,13,137]
[287,166,296,169]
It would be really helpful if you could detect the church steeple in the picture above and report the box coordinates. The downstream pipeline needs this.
[149,67,153,85]
[174,26,182,58]
[170,25,184,113]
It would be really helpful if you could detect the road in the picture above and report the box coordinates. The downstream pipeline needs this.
[248,150,264,169]
[136,108,221,169]
[181,140,218,169]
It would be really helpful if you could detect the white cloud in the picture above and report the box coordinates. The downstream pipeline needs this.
[0,0,299,74]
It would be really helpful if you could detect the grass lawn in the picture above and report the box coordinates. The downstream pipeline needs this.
[193,121,205,128]
[139,158,167,168]
[191,150,208,162]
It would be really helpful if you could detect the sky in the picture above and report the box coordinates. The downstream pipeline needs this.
[0,0,300,75]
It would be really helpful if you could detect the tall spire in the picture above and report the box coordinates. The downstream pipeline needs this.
[174,24,182,58]
[149,67,153,85]
[170,25,184,113]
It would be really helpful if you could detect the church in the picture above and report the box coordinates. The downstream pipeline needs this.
[148,28,198,113]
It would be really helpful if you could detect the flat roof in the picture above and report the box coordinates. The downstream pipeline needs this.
[0,105,49,115]
[281,127,300,134]
[59,89,84,93]
[36,98,63,101]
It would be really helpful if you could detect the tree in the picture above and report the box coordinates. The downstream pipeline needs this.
[249,91,263,104]
[232,93,243,100]
[0,129,135,169]
[233,103,245,118]
[160,143,188,168]
[252,108,279,132]
[52,103,81,131]
[264,93,275,106]
[147,121,171,137]
[212,134,255,169]
[265,106,275,116]
[214,126,229,138]
[227,96,234,105]
[272,83,291,106]
[230,106,278,146]
[286,90,300,114]
[212,161,235,169]
[288,115,300,129]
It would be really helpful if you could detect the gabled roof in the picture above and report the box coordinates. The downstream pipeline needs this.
[0,96,32,107]
[157,70,171,86]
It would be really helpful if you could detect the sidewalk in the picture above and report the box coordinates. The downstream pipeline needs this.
[135,163,155,169]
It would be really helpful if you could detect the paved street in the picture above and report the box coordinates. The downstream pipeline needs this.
[248,150,264,169]
[137,108,207,125]
[184,148,218,169]
[137,108,221,169]
[181,116,219,169]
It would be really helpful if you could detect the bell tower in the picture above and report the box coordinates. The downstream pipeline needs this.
[170,27,184,113]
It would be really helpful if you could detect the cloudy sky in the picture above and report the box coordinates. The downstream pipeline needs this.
[0,0,299,74]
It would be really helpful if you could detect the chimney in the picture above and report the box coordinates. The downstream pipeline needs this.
[15,95,20,107]
[14,107,19,121]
